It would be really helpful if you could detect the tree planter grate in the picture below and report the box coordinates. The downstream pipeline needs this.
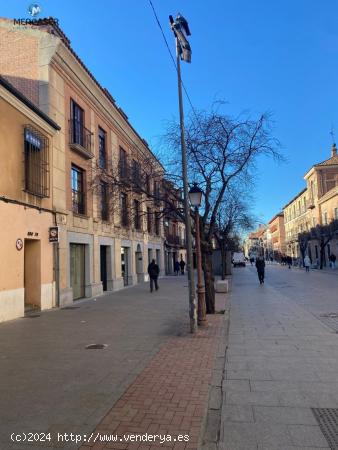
[312,408,338,449]
[61,306,80,310]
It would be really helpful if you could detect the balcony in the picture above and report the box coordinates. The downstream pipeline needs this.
[119,162,131,185]
[69,119,94,159]
[307,197,315,209]
[165,234,186,247]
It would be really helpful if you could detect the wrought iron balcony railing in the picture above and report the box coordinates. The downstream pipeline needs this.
[69,119,93,159]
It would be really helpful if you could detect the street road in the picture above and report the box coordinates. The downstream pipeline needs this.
[0,276,189,450]
[220,264,338,450]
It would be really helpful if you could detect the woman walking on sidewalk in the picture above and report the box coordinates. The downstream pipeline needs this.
[255,256,265,284]
[304,255,311,272]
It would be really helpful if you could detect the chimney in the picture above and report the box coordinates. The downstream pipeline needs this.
[332,143,337,157]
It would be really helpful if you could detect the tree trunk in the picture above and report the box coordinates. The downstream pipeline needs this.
[320,242,325,269]
[202,244,215,314]
[221,242,226,280]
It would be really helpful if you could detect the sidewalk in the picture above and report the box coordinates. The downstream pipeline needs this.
[80,314,225,450]
[0,275,227,450]
[219,266,338,450]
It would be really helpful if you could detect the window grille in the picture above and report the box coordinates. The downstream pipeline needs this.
[24,125,50,197]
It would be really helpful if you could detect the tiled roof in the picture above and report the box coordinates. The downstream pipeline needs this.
[314,155,338,167]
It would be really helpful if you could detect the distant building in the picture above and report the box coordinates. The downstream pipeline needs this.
[283,144,338,263]
[268,212,286,259]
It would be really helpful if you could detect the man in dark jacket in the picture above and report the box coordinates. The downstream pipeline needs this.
[255,257,265,284]
[179,257,186,275]
[148,259,160,292]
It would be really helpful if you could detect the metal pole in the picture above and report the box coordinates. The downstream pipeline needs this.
[195,207,206,326]
[176,39,197,333]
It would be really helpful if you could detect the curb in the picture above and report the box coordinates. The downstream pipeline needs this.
[198,297,230,450]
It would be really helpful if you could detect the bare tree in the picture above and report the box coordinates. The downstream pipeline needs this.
[163,106,281,313]
[309,220,338,269]
[214,188,256,279]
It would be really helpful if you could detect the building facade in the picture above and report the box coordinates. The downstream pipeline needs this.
[268,212,286,259]
[0,18,165,316]
[283,144,338,263]
[0,76,60,321]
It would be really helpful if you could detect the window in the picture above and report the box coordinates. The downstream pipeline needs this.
[119,147,128,178]
[71,165,85,214]
[69,100,93,155]
[134,199,141,230]
[146,174,151,196]
[154,181,161,205]
[70,100,84,146]
[155,212,160,235]
[120,192,128,226]
[147,207,152,233]
[100,181,109,221]
[24,126,49,197]
[335,208,338,220]
[322,211,328,225]
[325,173,338,192]
[132,159,141,189]
[98,127,106,169]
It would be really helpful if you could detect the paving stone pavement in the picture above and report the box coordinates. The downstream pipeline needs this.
[219,265,338,450]
[0,275,226,450]
[79,314,225,450]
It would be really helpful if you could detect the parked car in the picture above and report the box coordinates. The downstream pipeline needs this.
[232,252,246,267]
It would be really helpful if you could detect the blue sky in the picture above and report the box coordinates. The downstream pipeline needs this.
[3,0,338,225]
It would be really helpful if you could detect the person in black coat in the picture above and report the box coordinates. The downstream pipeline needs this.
[148,259,160,292]
[255,257,265,284]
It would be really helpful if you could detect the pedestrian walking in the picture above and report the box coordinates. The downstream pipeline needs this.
[287,255,292,269]
[304,255,311,272]
[179,257,186,275]
[148,259,159,292]
[255,256,265,285]
[250,256,254,266]
[174,260,180,276]
[329,253,336,269]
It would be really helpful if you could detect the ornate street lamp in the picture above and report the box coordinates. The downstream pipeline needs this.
[189,183,207,326]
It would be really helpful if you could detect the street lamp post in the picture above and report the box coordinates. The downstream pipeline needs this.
[169,13,197,333]
[189,183,207,326]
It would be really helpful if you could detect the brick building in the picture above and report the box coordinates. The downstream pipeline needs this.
[0,17,165,311]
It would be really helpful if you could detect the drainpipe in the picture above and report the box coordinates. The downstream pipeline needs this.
[53,212,60,308]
